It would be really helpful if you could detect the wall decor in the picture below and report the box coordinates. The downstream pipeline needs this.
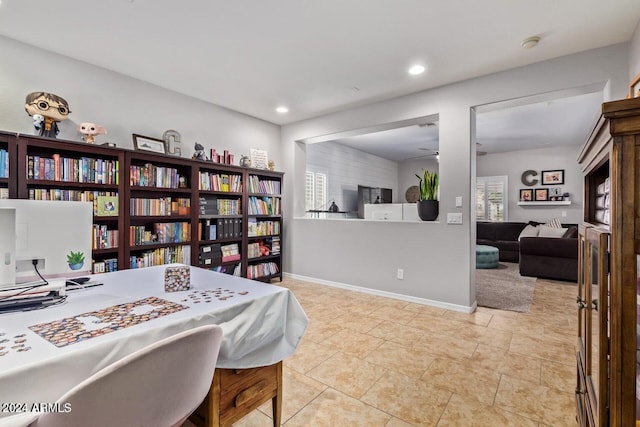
[541,169,564,185]
[162,129,182,156]
[520,169,538,186]
[250,148,269,169]
[132,134,166,154]
[549,187,562,200]
[519,189,533,201]
[534,188,548,201]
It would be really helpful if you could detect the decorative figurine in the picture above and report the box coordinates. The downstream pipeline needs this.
[77,122,107,144]
[239,155,251,167]
[192,142,206,161]
[268,160,275,171]
[24,92,71,138]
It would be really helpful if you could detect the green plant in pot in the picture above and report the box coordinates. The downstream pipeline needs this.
[415,169,439,221]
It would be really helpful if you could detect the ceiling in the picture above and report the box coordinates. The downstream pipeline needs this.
[0,0,637,127]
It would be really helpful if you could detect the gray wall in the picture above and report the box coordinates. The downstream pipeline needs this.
[476,146,583,223]
[0,36,280,164]
[281,44,629,312]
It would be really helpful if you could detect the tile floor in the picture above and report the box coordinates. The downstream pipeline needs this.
[210,274,578,427]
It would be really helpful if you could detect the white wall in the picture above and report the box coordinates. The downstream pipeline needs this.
[0,36,280,165]
[281,44,629,311]
[305,141,397,212]
[629,20,640,80]
[476,146,583,223]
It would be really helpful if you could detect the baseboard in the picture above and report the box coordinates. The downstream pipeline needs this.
[283,272,476,314]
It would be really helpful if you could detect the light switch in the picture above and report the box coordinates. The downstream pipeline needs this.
[447,213,463,224]
[455,196,463,207]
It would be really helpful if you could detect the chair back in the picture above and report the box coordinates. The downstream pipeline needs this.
[31,324,223,427]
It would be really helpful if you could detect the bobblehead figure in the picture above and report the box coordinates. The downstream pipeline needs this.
[25,92,71,138]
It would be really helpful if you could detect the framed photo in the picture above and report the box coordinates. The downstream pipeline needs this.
[629,73,640,98]
[519,189,533,202]
[96,195,118,216]
[541,169,564,185]
[534,188,549,201]
[132,134,166,154]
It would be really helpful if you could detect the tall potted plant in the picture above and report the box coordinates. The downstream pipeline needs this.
[415,169,439,221]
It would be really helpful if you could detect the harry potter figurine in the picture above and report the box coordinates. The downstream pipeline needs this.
[25,92,71,138]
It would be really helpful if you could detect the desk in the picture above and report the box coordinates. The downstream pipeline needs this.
[0,265,308,427]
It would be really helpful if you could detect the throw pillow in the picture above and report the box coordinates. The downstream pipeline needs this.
[563,226,578,238]
[518,224,539,241]
[544,217,562,228]
[538,226,567,238]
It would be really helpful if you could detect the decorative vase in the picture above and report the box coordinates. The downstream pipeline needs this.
[417,200,439,221]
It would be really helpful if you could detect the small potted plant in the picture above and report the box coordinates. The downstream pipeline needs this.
[66,251,86,271]
[415,169,439,221]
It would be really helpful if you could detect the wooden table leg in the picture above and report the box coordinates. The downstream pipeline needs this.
[272,361,282,427]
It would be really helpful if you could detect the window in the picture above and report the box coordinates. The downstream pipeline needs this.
[305,171,327,211]
[476,175,507,222]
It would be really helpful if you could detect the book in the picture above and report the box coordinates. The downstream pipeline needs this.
[97,195,119,216]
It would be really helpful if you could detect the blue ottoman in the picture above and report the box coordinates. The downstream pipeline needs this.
[476,245,499,269]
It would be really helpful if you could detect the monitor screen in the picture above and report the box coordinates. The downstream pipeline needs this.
[0,200,93,290]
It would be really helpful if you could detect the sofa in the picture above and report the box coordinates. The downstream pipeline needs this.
[476,221,578,282]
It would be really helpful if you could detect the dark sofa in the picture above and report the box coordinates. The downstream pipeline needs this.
[477,221,578,281]
[476,222,527,262]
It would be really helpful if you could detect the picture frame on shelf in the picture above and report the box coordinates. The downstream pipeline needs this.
[541,169,564,185]
[548,187,562,200]
[629,73,640,98]
[519,189,533,202]
[534,188,549,201]
[250,148,269,169]
[132,134,166,155]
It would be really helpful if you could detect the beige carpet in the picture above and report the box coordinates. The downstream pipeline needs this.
[475,262,536,312]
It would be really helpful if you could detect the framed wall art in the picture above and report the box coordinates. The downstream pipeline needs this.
[132,134,166,155]
[519,189,533,202]
[541,169,564,185]
[534,188,549,201]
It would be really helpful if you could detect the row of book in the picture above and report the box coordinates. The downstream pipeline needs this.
[199,197,241,216]
[129,221,190,245]
[27,189,118,215]
[0,149,8,178]
[247,196,281,215]
[247,176,280,195]
[130,197,191,216]
[211,263,241,276]
[199,217,242,240]
[246,262,279,279]
[92,257,118,274]
[130,163,186,189]
[0,188,9,199]
[247,237,280,259]
[199,172,242,192]
[210,149,234,165]
[247,218,280,237]
[27,155,119,185]
[92,225,118,250]
[129,245,191,269]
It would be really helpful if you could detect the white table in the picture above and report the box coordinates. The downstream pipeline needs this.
[0,265,308,426]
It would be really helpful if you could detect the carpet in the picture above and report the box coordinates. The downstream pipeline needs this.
[475,262,536,313]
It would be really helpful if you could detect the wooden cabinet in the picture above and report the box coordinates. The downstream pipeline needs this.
[576,97,640,426]
[7,133,284,282]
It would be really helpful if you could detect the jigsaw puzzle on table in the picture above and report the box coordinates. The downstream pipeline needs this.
[0,331,32,356]
[180,288,249,304]
[28,296,189,348]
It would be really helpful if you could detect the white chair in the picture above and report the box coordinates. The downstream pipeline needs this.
[31,324,224,427]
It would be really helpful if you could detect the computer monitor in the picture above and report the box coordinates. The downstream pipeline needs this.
[0,200,93,290]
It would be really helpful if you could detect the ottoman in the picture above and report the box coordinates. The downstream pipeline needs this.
[476,245,499,269]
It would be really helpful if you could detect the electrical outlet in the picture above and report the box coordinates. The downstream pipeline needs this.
[397,269,404,280]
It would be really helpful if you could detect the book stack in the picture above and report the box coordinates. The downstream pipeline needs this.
[221,243,241,262]
[247,262,279,279]
[92,257,118,274]
[247,242,261,259]
[209,149,235,165]
[0,188,8,199]
[0,149,8,178]
[199,243,222,267]
[269,236,281,255]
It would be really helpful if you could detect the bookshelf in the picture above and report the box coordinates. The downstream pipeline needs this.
[124,151,194,269]
[7,133,284,281]
[16,134,125,274]
[0,132,17,199]
[246,170,283,282]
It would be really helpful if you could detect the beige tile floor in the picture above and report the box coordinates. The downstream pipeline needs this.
[209,274,578,427]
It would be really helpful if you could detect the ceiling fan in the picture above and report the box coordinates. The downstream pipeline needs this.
[402,148,439,162]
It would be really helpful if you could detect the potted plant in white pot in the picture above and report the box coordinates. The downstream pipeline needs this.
[415,169,439,221]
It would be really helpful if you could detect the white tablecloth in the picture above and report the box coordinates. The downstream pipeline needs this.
[0,265,308,426]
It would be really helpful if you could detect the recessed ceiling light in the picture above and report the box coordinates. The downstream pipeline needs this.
[521,36,541,49]
[408,65,425,76]
[276,106,289,114]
